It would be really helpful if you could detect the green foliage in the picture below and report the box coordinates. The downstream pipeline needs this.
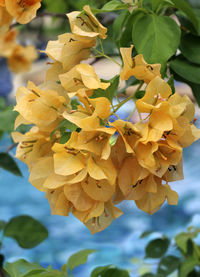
[167,75,175,94]
[91,265,112,277]
[157,255,180,275]
[4,216,48,249]
[4,259,45,277]
[170,0,199,29]
[180,33,200,64]
[113,10,130,42]
[50,119,78,143]
[132,13,181,68]
[0,106,18,133]
[0,97,6,110]
[0,153,22,176]
[43,0,68,13]
[67,249,96,273]
[93,0,129,13]
[140,227,200,276]
[145,238,170,258]
[170,55,200,84]
[91,75,120,102]
[135,90,145,99]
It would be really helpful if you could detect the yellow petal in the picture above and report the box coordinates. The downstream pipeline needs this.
[163,183,178,205]
[81,178,115,201]
[29,157,54,191]
[64,183,95,211]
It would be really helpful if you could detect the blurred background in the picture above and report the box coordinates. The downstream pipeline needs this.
[0,0,200,276]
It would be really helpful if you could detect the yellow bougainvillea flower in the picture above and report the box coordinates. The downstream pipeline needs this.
[135,139,182,178]
[168,93,195,121]
[14,81,69,130]
[52,142,117,186]
[67,5,107,39]
[29,156,54,191]
[136,76,172,113]
[46,188,71,216]
[8,44,38,73]
[135,181,178,214]
[59,63,110,96]
[118,156,149,200]
[0,7,13,33]
[0,29,17,57]
[12,127,52,170]
[63,92,111,131]
[45,33,95,74]
[163,159,184,182]
[120,45,161,83]
[66,128,115,160]
[85,200,123,234]
[5,0,41,24]
[177,116,200,148]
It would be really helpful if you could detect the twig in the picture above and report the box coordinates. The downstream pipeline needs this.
[6,143,17,153]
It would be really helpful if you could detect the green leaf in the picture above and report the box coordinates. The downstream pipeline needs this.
[120,9,145,47]
[174,229,200,253]
[167,75,175,94]
[157,255,180,276]
[132,14,181,68]
[145,238,170,258]
[91,75,119,102]
[0,153,22,176]
[170,68,200,106]
[67,249,96,272]
[50,119,78,141]
[4,259,45,277]
[113,10,130,42]
[178,257,199,277]
[71,99,80,110]
[170,55,200,84]
[60,132,71,144]
[180,33,200,64]
[44,0,68,13]
[177,9,200,35]
[91,265,112,277]
[0,107,18,133]
[135,90,145,99]
[141,272,156,277]
[98,268,130,277]
[0,97,6,110]
[4,216,48,249]
[170,0,199,30]
[140,230,155,238]
[0,220,6,231]
[94,0,129,13]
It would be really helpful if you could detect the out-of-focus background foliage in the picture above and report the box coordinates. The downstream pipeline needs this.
[1,0,200,276]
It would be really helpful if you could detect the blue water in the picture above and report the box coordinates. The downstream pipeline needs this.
[0,120,200,276]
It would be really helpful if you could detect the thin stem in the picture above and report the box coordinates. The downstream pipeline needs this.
[98,38,104,55]
[94,48,122,68]
[112,82,143,114]
[6,143,17,153]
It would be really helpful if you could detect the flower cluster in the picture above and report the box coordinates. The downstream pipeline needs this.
[0,0,39,73]
[13,5,200,234]
[0,0,42,25]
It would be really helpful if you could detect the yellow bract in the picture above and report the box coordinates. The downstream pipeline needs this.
[67,5,107,39]
[8,44,38,73]
[5,0,41,24]
[12,3,200,234]
[59,64,110,95]
[14,81,69,130]
[120,45,161,83]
